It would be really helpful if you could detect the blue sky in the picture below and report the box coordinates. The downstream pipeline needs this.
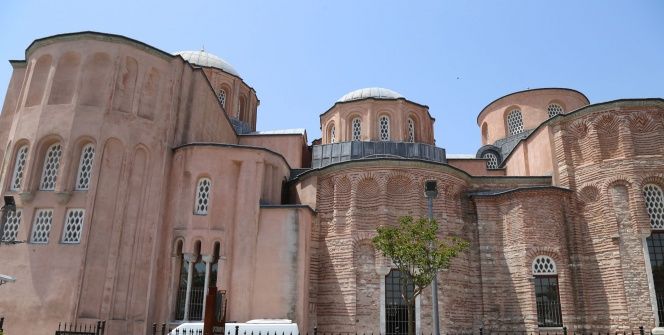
[1,0,662,154]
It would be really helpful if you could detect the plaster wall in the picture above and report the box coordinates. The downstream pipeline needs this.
[240,134,309,169]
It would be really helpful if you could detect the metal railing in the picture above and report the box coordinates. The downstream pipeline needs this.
[536,301,563,327]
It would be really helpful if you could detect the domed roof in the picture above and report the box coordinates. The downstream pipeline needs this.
[174,50,239,76]
[337,87,403,102]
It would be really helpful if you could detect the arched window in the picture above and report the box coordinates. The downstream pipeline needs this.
[329,124,336,143]
[10,145,29,191]
[217,89,227,108]
[40,143,63,191]
[482,152,499,169]
[379,115,390,141]
[407,118,415,142]
[644,184,664,230]
[547,104,564,118]
[75,144,95,190]
[506,109,524,135]
[532,256,562,327]
[385,269,414,335]
[194,178,211,215]
[175,241,220,321]
[351,118,361,141]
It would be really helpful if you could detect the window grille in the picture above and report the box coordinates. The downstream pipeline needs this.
[407,118,415,142]
[645,184,664,229]
[30,209,54,244]
[482,152,499,169]
[547,104,563,118]
[1,209,22,242]
[217,89,226,108]
[646,232,664,326]
[40,143,62,191]
[330,125,336,143]
[534,276,563,327]
[10,145,29,191]
[75,144,95,190]
[352,118,361,141]
[62,208,85,243]
[385,269,414,335]
[532,255,557,274]
[194,178,211,215]
[379,116,390,141]
[506,109,524,135]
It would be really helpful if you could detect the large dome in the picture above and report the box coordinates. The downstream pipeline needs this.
[337,87,403,102]
[174,50,239,76]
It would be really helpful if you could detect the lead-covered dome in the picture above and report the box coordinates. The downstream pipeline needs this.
[337,87,403,102]
[174,50,239,76]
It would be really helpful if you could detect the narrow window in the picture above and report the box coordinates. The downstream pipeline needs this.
[329,124,336,143]
[10,145,29,191]
[385,269,414,335]
[407,118,415,142]
[1,209,22,242]
[644,184,664,230]
[30,209,54,244]
[647,232,664,326]
[61,208,85,244]
[482,152,499,169]
[40,143,63,191]
[547,104,564,118]
[379,115,390,141]
[75,144,95,190]
[194,178,211,215]
[506,109,524,135]
[352,118,362,141]
[532,256,563,327]
[217,89,226,108]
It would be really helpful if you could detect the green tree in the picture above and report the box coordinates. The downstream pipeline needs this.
[372,216,469,335]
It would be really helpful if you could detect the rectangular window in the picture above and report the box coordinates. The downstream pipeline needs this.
[385,269,414,335]
[534,276,563,327]
[1,209,22,242]
[30,209,54,244]
[647,232,664,326]
[61,208,85,244]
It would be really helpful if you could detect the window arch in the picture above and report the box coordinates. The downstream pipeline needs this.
[547,103,564,118]
[217,89,227,108]
[644,184,664,230]
[482,152,499,169]
[194,178,211,215]
[532,255,562,327]
[378,115,390,141]
[407,117,416,142]
[40,143,63,191]
[75,143,95,190]
[351,117,362,141]
[10,144,29,191]
[532,255,557,275]
[506,109,524,135]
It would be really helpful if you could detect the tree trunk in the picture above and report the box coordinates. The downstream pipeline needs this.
[407,301,416,335]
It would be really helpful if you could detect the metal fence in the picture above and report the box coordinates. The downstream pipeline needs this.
[55,320,105,335]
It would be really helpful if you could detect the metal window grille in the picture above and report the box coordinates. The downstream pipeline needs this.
[62,208,85,243]
[379,116,390,141]
[385,269,414,335]
[217,89,226,108]
[352,118,362,141]
[547,104,563,118]
[75,144,95,190]
[10,145,29,191]
[647,232,664,326]
[40,143,63,191]
[534,276,563,327]
[644,184,664,229]
[1,209,22,242]
[407,118,415,142]
[532,256,557,274]
[330,125,336,143]
[194,178,211,215]
[482,152,499,169]
[30,209,54,244]
[506,109,524,135]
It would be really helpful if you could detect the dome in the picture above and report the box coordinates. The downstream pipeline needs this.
[174,50,239,76]
[337,87,403,102]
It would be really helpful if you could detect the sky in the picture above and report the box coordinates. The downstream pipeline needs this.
[1,0,662,154]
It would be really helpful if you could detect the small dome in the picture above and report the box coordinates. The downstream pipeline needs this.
[174,50,239,76]
[337,87,403,102]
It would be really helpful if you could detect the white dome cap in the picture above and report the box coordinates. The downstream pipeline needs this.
[337,87,403,102]
[174,50,239,76]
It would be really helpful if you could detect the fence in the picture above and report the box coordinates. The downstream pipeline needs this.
[55,320,105,335]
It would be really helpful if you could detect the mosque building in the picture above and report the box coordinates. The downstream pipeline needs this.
[0,31,663,335]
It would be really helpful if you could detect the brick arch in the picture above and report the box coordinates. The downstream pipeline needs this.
[335,175,352,209]
[594,114,621,160]
[566,119,591,165]
[386,173,414,197]
[356,176,381,208]
[602,176,634,194]
[351,232,378,252]
[628,112,663,156]
[578,184,600,204]
[637,174,664,191]
[525,249,563,274]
